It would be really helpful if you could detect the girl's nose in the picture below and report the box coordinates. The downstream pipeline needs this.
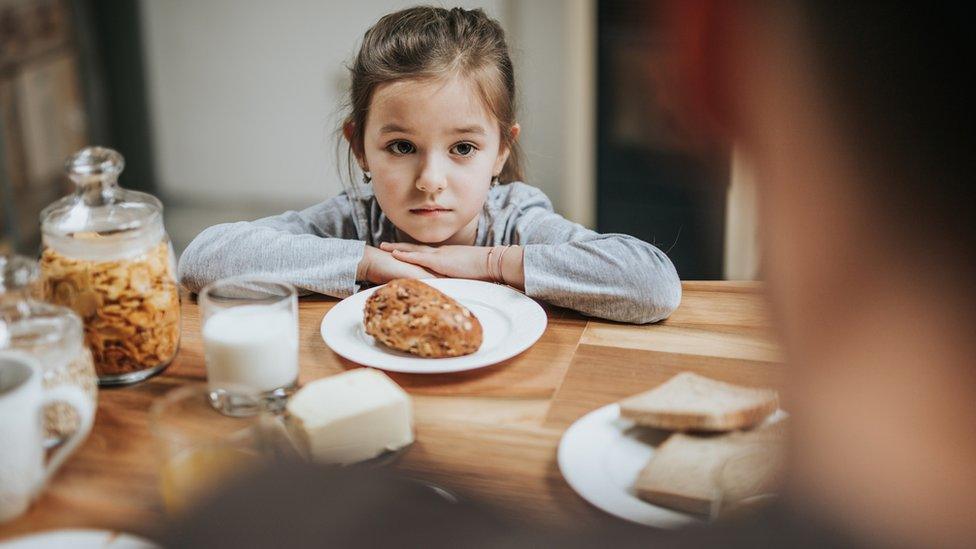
[416,156,447,194]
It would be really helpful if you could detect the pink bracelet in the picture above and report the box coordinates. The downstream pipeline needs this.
[485,247,497,282]
[495,245,513,284]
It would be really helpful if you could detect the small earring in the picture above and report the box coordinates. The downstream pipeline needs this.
[490,175,499,186]
[362,171,372,184]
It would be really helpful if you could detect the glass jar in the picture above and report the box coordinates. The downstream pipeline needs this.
[39,146,181,386]
[1,254,98,445]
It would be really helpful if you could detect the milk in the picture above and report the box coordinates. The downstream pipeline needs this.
[203,305,298,393]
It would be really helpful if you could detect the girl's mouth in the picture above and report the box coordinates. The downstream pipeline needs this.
[409,208,452,217]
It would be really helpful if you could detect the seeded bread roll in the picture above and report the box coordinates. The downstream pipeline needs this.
[363,279,483,358]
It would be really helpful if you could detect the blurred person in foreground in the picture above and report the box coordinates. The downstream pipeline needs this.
[167,2,975,547]
[679,2,975,546]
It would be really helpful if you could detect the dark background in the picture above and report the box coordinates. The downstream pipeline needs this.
[596,0,729,279]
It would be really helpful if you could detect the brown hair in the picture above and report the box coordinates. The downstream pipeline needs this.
[341,6,524,185]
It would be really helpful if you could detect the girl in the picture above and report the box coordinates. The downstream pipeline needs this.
[178,6,680,324]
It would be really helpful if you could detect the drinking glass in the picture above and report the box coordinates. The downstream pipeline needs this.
[150,383,296,515]
[199,279,298,416]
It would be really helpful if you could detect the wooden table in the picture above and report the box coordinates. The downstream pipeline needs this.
[0,282,783,542]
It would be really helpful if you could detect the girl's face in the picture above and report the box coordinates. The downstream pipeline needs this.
[355,75,516,245]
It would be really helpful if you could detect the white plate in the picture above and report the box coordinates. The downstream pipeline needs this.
[557,403,786,528]
[320,279,547,374]
[0,529,158,548]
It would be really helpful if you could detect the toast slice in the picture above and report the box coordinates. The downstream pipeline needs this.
[619,372,779,431]
[634,423,787,516]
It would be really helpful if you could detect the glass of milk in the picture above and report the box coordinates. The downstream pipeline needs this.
[199,279,298,416]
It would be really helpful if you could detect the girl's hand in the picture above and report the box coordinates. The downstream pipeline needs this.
[379,242,525,290]
[380,242,487,280]
[358,246,437,284]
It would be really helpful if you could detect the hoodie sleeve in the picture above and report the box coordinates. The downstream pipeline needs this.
[500,184,681,324]
[177,195,366,297]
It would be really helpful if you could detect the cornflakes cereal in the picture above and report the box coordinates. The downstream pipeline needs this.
[40,241,181,376]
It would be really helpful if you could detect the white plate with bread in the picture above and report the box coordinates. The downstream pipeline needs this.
[321,278,547,374]
[558,372,787,528]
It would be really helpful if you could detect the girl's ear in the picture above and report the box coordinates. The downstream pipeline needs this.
[493,123,521,176]
[343,121,368,170]
[508,123,521,143]
[508,122,522,143]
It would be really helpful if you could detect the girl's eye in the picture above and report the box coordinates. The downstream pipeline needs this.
[387,141,415,155]
[451,142,477,157]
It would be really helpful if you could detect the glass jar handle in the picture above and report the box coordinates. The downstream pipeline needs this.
[65,146,125,207]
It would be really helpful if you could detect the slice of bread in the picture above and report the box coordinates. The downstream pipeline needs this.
[634,423,787,516]
[619,372,779,431]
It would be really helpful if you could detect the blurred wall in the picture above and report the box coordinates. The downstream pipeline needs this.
[140,0,588,225]
[508,0,595,227]
[142,0,497,209]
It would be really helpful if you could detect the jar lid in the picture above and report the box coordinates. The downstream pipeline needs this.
[0,254,39,294]
[40,147,163,239]
[1,255,81,350]
[0,301,84,351]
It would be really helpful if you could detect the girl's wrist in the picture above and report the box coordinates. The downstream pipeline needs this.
[485,246,505,283]
[500,245,525,289]
[484,245,524,289]
[357,246,377,281]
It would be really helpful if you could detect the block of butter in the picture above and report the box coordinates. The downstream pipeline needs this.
[285,368,413,465]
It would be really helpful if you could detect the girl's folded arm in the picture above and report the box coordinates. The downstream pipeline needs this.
[177,198,366,297]
[508,189,681,324]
